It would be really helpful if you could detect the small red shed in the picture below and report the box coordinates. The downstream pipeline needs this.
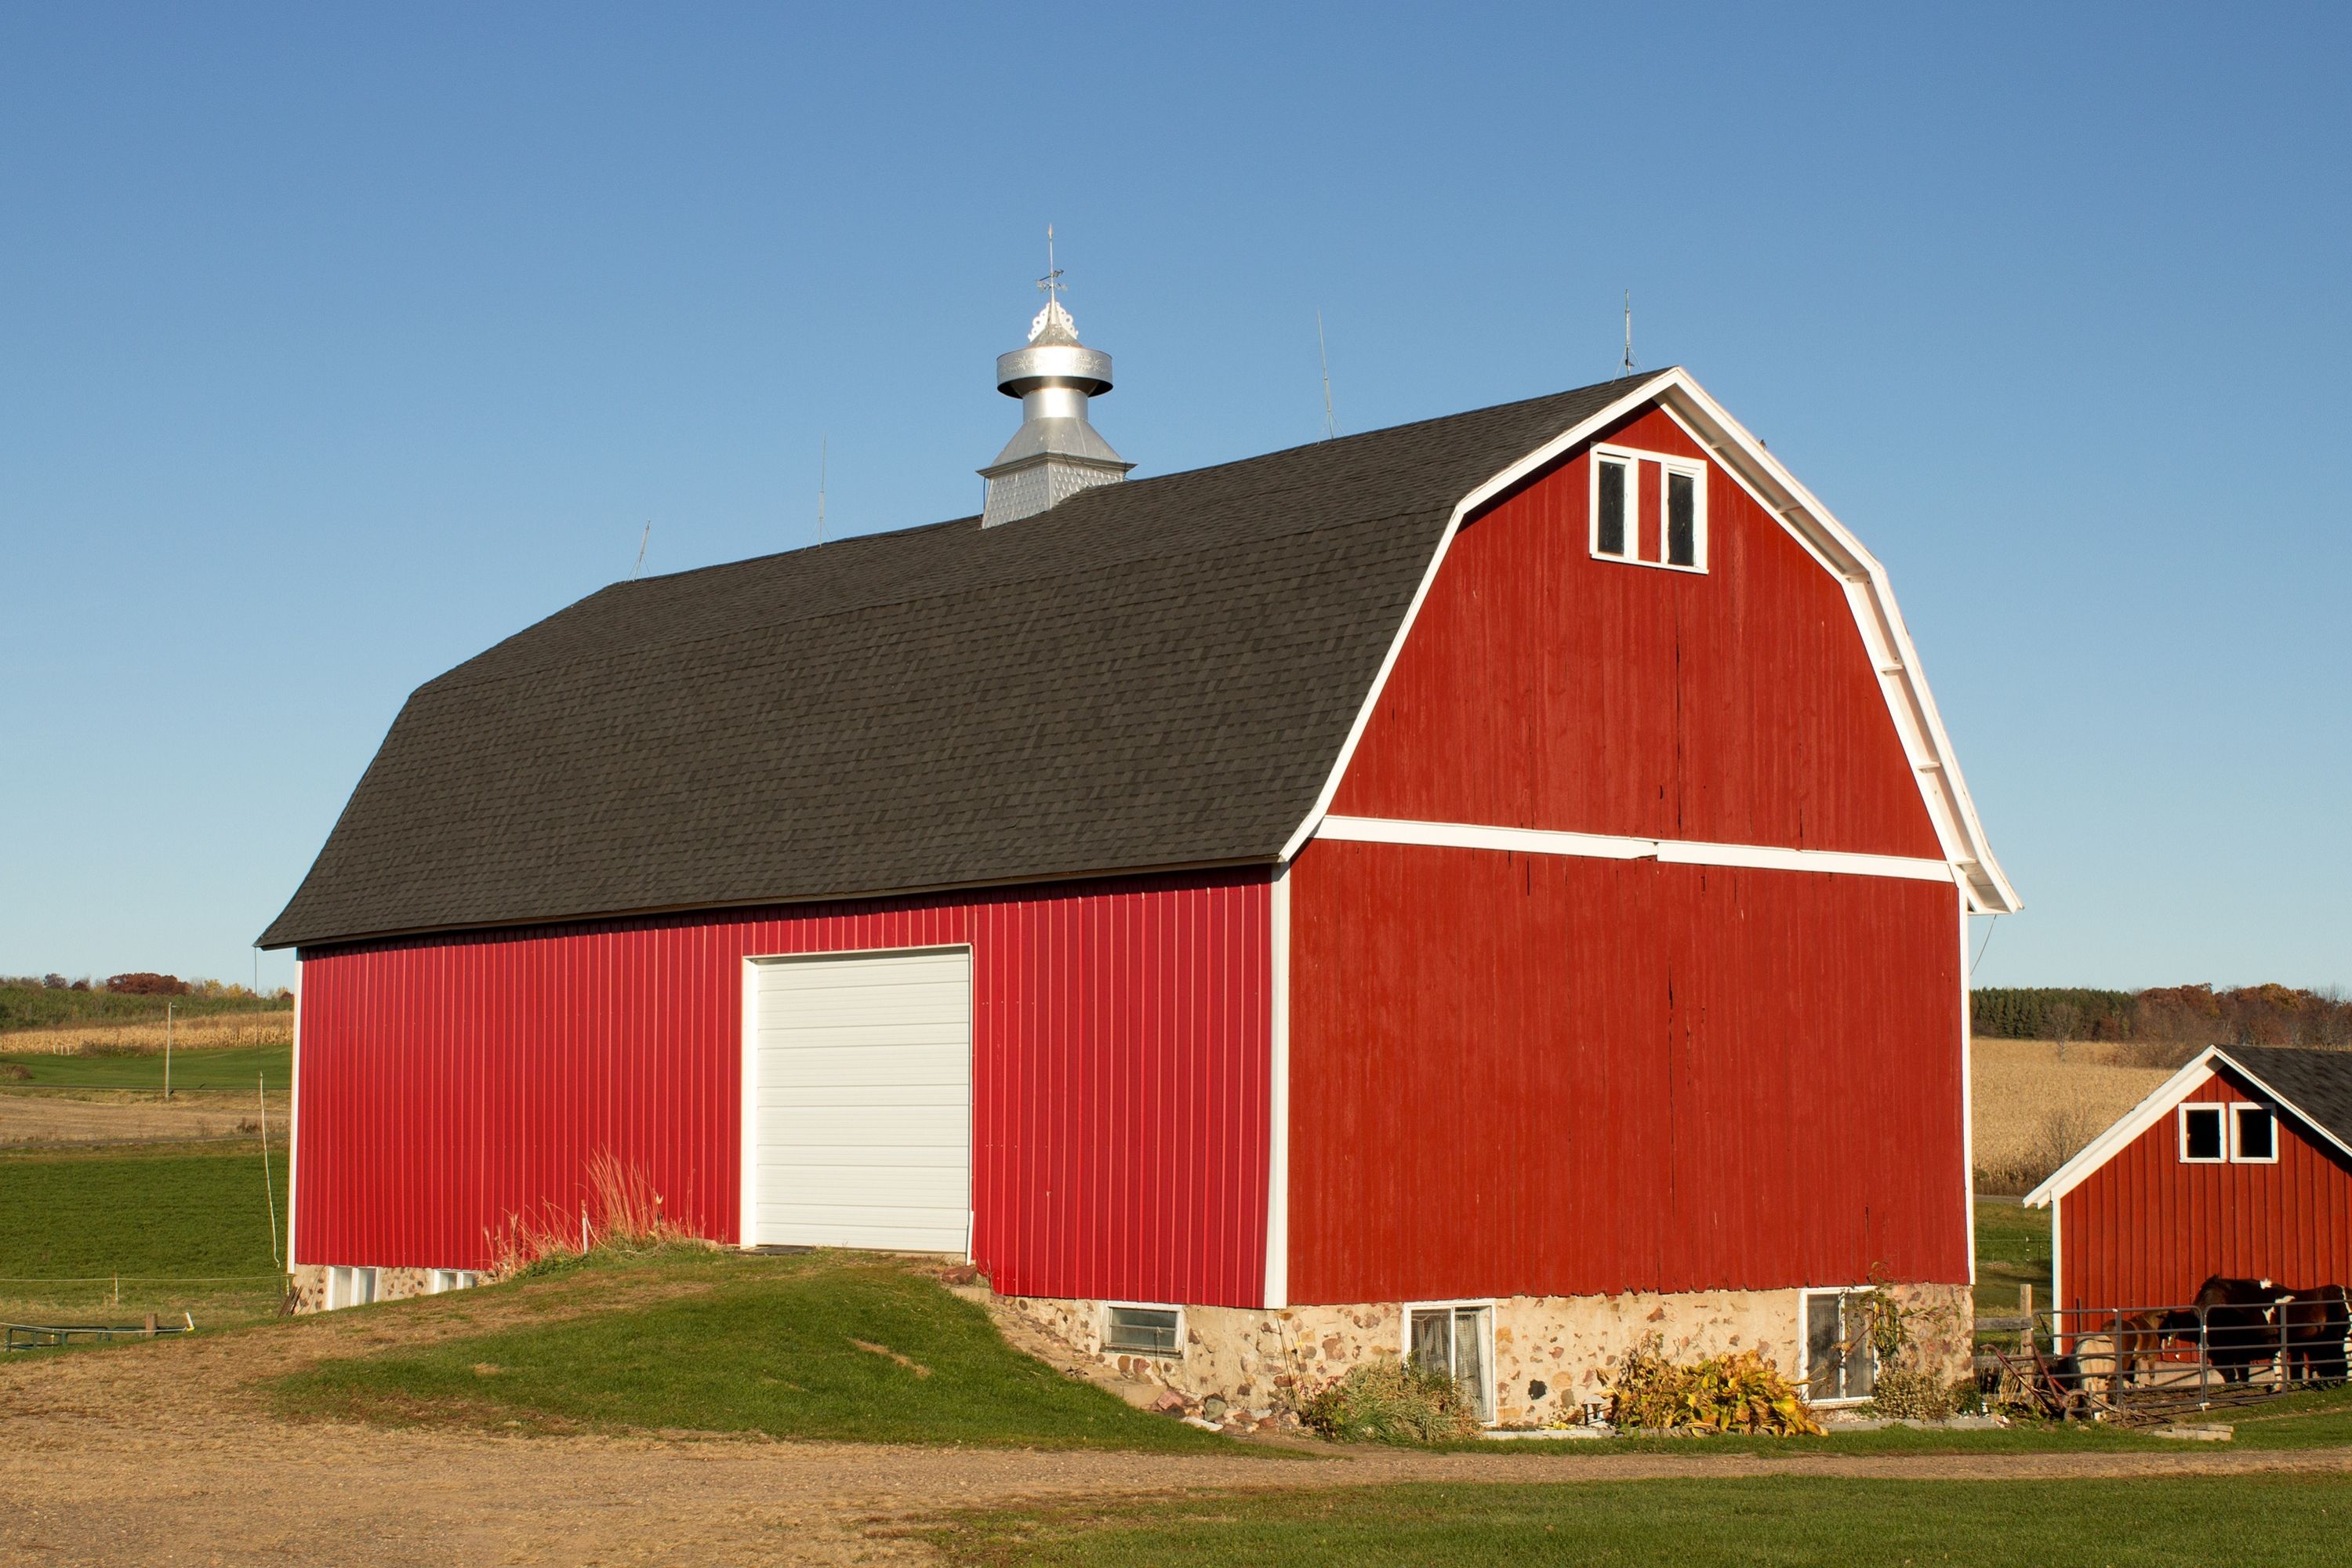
[263,297,2017,1422]
[2026,1046,2352,1330]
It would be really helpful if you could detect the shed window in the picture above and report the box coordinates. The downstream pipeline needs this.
[1104,1304,1181,1357]
[1802,1290,1878,1403]
[2180,1105,2225,1163]
[2232,1105,2278,1163]
[1595,456,1629,556]
[1407,1304,1493,1421]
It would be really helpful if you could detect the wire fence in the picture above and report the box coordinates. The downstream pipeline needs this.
[1983,1298,2350,1425]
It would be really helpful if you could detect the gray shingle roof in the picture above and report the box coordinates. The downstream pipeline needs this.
[2220,1047,2352,1152]
[261,376,1655,949]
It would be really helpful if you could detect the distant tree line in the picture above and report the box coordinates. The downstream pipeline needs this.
[0,975,292,1033]
[1973,985,2352,1049]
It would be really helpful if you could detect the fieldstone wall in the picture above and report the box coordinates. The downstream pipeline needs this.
[1000,1281,1973,1428]
[285,1263,470,1314]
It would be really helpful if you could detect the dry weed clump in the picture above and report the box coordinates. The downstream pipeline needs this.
[1606,1334,1822,1436]
[1970,1038,2172,1193]
[1298,1358,1480,1444]
[481,1150,710,1280]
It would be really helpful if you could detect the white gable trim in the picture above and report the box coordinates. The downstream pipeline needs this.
[1279,368,2019,916]
[1277,372,1678,865]
[2022,1047,2352,1207]
[1316,815,1957,884]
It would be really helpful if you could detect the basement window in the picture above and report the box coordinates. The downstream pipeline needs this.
[1104,1304,1181,1357]
[426,1269,479,1294]
[1802,1290,1878,1404]
[325,1265,378,1310]
[1589,445,1707,571]
[1407,1303,1494,1423]
[2180,1105,2226,1163]
[2231,1105,2278,1163]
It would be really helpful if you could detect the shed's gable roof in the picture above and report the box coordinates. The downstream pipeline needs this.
[263,367,2016,950]
[2024,1045,2352,1207]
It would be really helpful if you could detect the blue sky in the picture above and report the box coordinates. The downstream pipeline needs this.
[2,3,2344,993]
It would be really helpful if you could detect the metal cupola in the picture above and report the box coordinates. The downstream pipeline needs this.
[978,229,1133,528]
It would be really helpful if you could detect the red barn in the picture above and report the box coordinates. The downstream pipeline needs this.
[263,300,2016,1422]
[2026,1046,2352,1338]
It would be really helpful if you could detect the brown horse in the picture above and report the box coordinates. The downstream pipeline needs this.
[2159,1276,2280,1383]
[2276,1285,2350,1382]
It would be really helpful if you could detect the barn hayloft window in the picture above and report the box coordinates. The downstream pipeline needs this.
[1801,1290,1878,1403]
[1589,445,1706,572]
[1104,1304,1181,1356]
[2180,1104,2225,1163]
[2231,1104,2278,1163]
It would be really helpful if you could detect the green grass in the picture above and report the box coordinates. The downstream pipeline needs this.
[0,1141,287,1325]
[1973,1194,2050,1317]
[0,1040,291,1091]
[0,982,290,1033]
[921,1475,2352,1566]
[274,1252,1251,1453]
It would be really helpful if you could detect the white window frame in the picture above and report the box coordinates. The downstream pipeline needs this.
[1588,443,1708,573]
[2230,1103,2280,1164]
[325,1265,379,1310]
[426,1269,478,1295]
[1402,1299,1497,1425]
[1589,448,1637,560]
[1101,1301,1185,1359]
[1798,1287,1879,1406]
[2179,1103,2227,1163]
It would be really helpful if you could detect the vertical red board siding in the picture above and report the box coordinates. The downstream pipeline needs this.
[1329,403,1942,859]
[294,869,1270,1306]
[2058,1071,2352,1315]
[1286,837,1967,1303]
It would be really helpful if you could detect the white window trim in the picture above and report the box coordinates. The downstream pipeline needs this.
[1102,1301,1185,1359]
[2230,1102,2280,1164]
[325,1264,379,1311]
[1588,442,1708,573]
[2179,1103,2227,1163]
[1797,1287,1878,1406]
[1402,1298,1497,1425]
[426,1269,478,1295]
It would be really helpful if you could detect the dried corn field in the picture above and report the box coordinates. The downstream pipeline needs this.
[2,1011,290,1056]
[1970,1038,2182,1193]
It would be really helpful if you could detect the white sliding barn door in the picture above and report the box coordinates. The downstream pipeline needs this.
[746,948,973,1253]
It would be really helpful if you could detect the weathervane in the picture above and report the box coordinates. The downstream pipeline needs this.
[1037,223,1065,305]
[1029,223,1078,343]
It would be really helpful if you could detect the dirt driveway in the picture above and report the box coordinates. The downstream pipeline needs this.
[3,1281,2348,1568]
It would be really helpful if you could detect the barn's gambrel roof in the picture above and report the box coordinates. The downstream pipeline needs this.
[263,370,2013,949]
[2024,1045,2352,1207]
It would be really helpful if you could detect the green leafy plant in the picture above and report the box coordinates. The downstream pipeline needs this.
[1298,1358,1479,1445]
[1865,1367,1955,1421]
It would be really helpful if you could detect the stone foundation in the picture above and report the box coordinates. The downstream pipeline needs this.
[999,1282,1972,1427]
[286,1262,481,1313]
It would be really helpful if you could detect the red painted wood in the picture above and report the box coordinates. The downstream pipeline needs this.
[294,869,1271,1306]
[1284,837,1967,1303]
[2057,1069,2352,1316]
[1330,403,1943,859]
